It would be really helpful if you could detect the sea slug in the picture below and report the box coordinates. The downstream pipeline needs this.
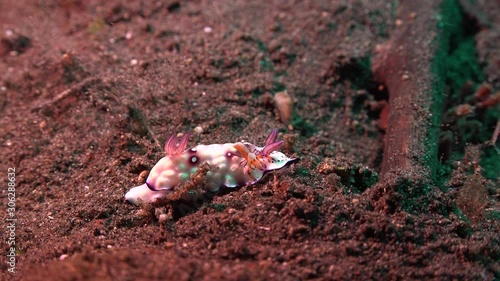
[125,129,298,204]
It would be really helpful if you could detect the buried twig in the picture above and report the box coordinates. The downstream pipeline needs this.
[30,76,102,112]
[371,0,441,180]
[367,0,445,212]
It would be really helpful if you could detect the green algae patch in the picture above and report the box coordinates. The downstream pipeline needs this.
[445,38,484,103]
[395,178,433,213]
[429,0,461,185]
[431,0,493,183]
[291,112,317,138]
[481,147,500,181]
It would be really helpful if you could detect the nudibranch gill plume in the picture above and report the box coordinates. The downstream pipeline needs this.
[125,129,298,204]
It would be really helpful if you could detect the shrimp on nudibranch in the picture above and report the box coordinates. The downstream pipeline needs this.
[125,129,298,204]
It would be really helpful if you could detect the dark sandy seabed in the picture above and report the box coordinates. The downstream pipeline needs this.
[0,0,499,280]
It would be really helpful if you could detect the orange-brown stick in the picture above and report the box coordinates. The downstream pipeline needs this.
[372,1,442,180]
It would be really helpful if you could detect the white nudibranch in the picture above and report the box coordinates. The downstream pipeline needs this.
[125,129,298,204]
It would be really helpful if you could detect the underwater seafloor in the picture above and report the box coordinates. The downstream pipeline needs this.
[1,0,499,280]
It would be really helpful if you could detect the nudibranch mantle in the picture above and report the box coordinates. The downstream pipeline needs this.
[125,129,298,205]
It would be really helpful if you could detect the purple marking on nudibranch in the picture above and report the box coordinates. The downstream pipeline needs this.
[146,181,156,191]
[261,157,300,176]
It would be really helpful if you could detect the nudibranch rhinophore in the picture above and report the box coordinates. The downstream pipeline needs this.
[125,129,298,204]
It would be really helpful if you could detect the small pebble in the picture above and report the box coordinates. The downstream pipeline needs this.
[39,120,47,129]
[194,126,204,134]
[158,213,169,223]
[203,26,213,33]
[456,104,472,116]
[130,59,138,65]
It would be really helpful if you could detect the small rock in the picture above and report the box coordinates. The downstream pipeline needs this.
[138,170,149,182]
[158,213,169,223]
[39,120,47,130]
[456,104,472,116]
